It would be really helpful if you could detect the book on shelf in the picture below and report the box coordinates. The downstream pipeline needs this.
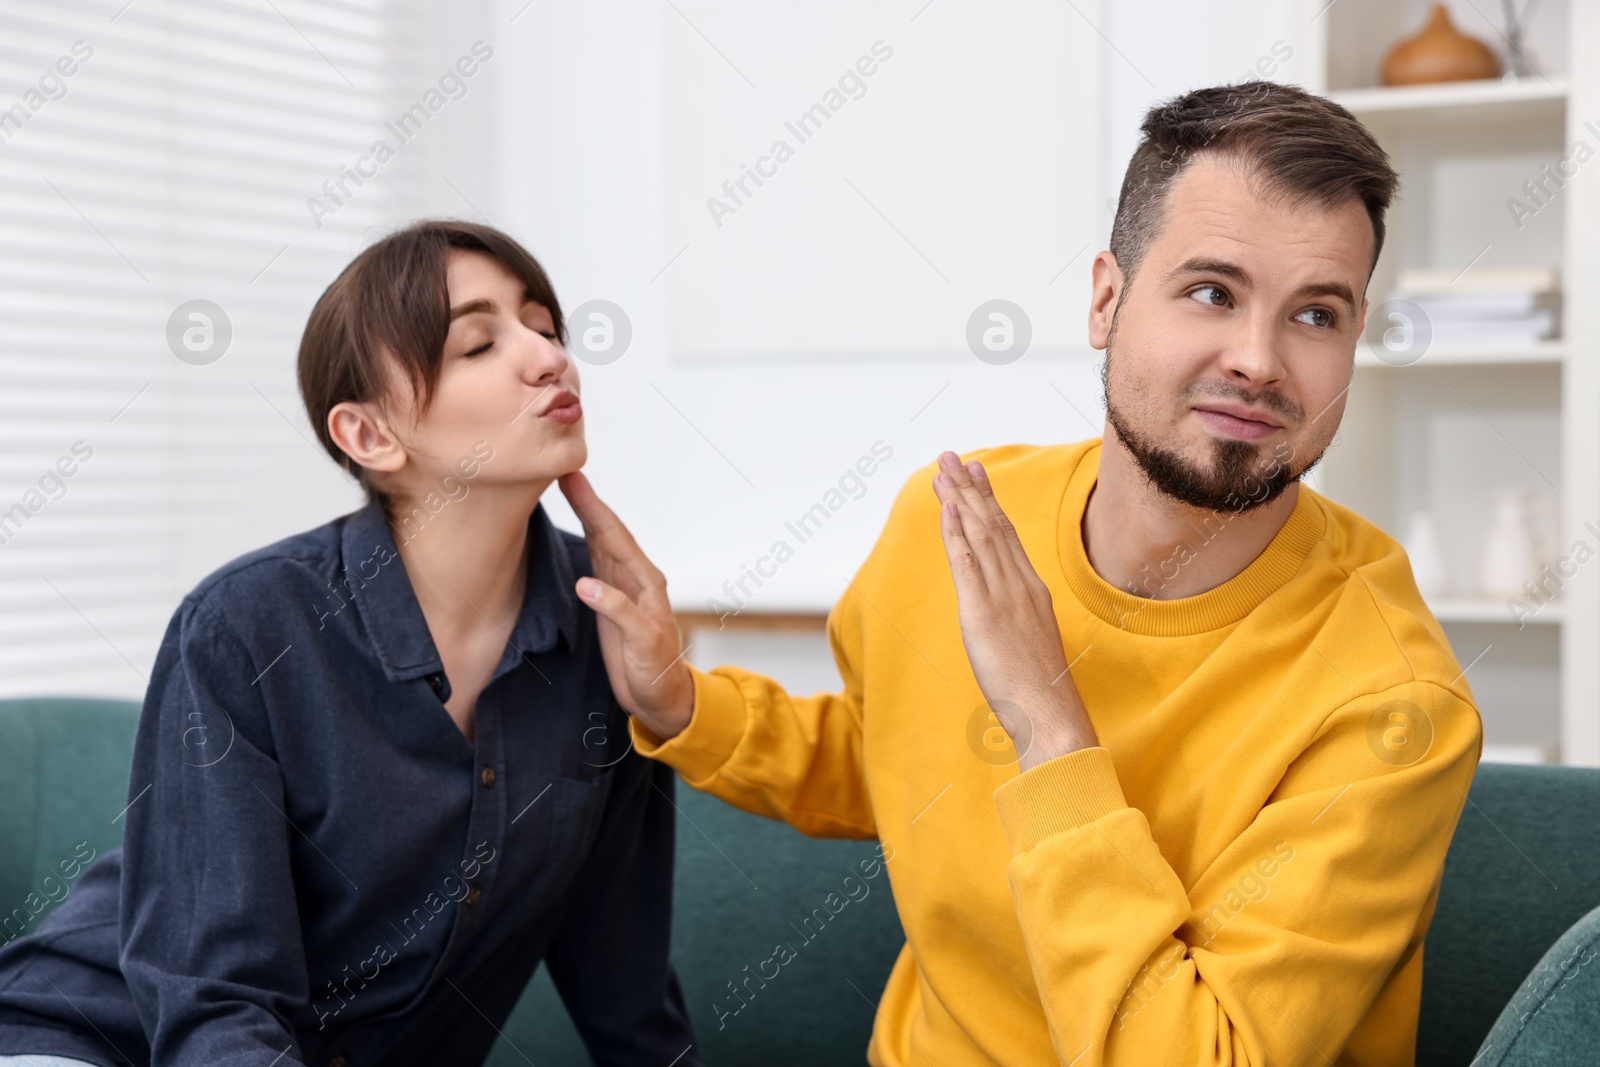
[1388,266,1561,347]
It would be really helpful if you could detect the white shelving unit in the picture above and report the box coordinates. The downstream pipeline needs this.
[1430,599,1562,625]
[1289,0,1600,765]
[1353,341,1564,368]
[1330,75,1568,117]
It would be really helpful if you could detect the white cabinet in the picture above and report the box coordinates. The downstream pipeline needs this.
[1289,0,1600,764]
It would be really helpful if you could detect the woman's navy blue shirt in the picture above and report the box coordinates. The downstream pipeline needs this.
[0,500,699,1067]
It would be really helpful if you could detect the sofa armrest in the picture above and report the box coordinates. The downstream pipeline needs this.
[1470,901,1600,1065]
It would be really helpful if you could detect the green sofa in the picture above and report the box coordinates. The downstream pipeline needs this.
[3,697,1597,1065]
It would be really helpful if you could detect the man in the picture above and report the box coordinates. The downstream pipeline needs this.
[560,81,1482,1065]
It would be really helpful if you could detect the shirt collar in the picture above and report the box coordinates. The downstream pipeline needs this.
[339,498,581,683]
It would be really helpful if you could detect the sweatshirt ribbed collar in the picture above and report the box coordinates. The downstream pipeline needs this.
[1056,440,1327,637]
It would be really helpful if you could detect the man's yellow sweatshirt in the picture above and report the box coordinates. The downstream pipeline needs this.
[633,438,1483,1066]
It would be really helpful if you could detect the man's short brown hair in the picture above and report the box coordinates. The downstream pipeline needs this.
[296,219,565,508]
[1109,81,1399,283]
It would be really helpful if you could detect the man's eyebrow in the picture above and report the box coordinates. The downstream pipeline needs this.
[1169,257,1254,289]
[449,298,495,321]
[1290,279,1357,310]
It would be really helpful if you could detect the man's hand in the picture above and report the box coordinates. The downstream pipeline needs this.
[931,451,1099,772]
[558,471,694,740]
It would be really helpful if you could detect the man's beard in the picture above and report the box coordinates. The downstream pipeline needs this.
[1099,314,1327,514]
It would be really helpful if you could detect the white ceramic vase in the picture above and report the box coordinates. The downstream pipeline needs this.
[1478,488,1542,600]
[1403,511,1451,598]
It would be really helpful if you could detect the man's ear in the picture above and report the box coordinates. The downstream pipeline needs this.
[1088,251,1123,351]
[328,400,406,476]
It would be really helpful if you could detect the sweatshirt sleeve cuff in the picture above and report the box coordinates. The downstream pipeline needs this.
[993,745,1129,855]
[628,665,749,785]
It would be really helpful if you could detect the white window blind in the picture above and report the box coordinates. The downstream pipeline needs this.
[0,0,488,698]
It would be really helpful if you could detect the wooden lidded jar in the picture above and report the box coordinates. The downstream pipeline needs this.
[1381,4,1501,86]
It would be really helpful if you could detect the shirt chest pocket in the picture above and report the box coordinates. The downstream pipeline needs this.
[517,770,611,905]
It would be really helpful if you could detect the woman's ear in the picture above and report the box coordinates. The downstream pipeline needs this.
[328,400,407,475]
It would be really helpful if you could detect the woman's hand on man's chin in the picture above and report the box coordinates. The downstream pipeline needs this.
[558,471,695,740]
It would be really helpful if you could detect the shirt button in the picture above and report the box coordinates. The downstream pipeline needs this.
[465,885,481,906]
[480,766,496,788]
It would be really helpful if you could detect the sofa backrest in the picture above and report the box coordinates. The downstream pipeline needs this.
[0,697,140,945]
[0,696,903,1062]
[495,783,903,1064]
[5,698,1599,1067]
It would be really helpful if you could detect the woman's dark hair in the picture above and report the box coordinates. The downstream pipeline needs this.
[1109,81,1399,282]
[297,219,565,507]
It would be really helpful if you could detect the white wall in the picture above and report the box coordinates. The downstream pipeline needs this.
[0,0,1319,697]
[495,0,1317,617]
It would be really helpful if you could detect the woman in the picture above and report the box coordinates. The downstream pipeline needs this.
[0,221,699,1066]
